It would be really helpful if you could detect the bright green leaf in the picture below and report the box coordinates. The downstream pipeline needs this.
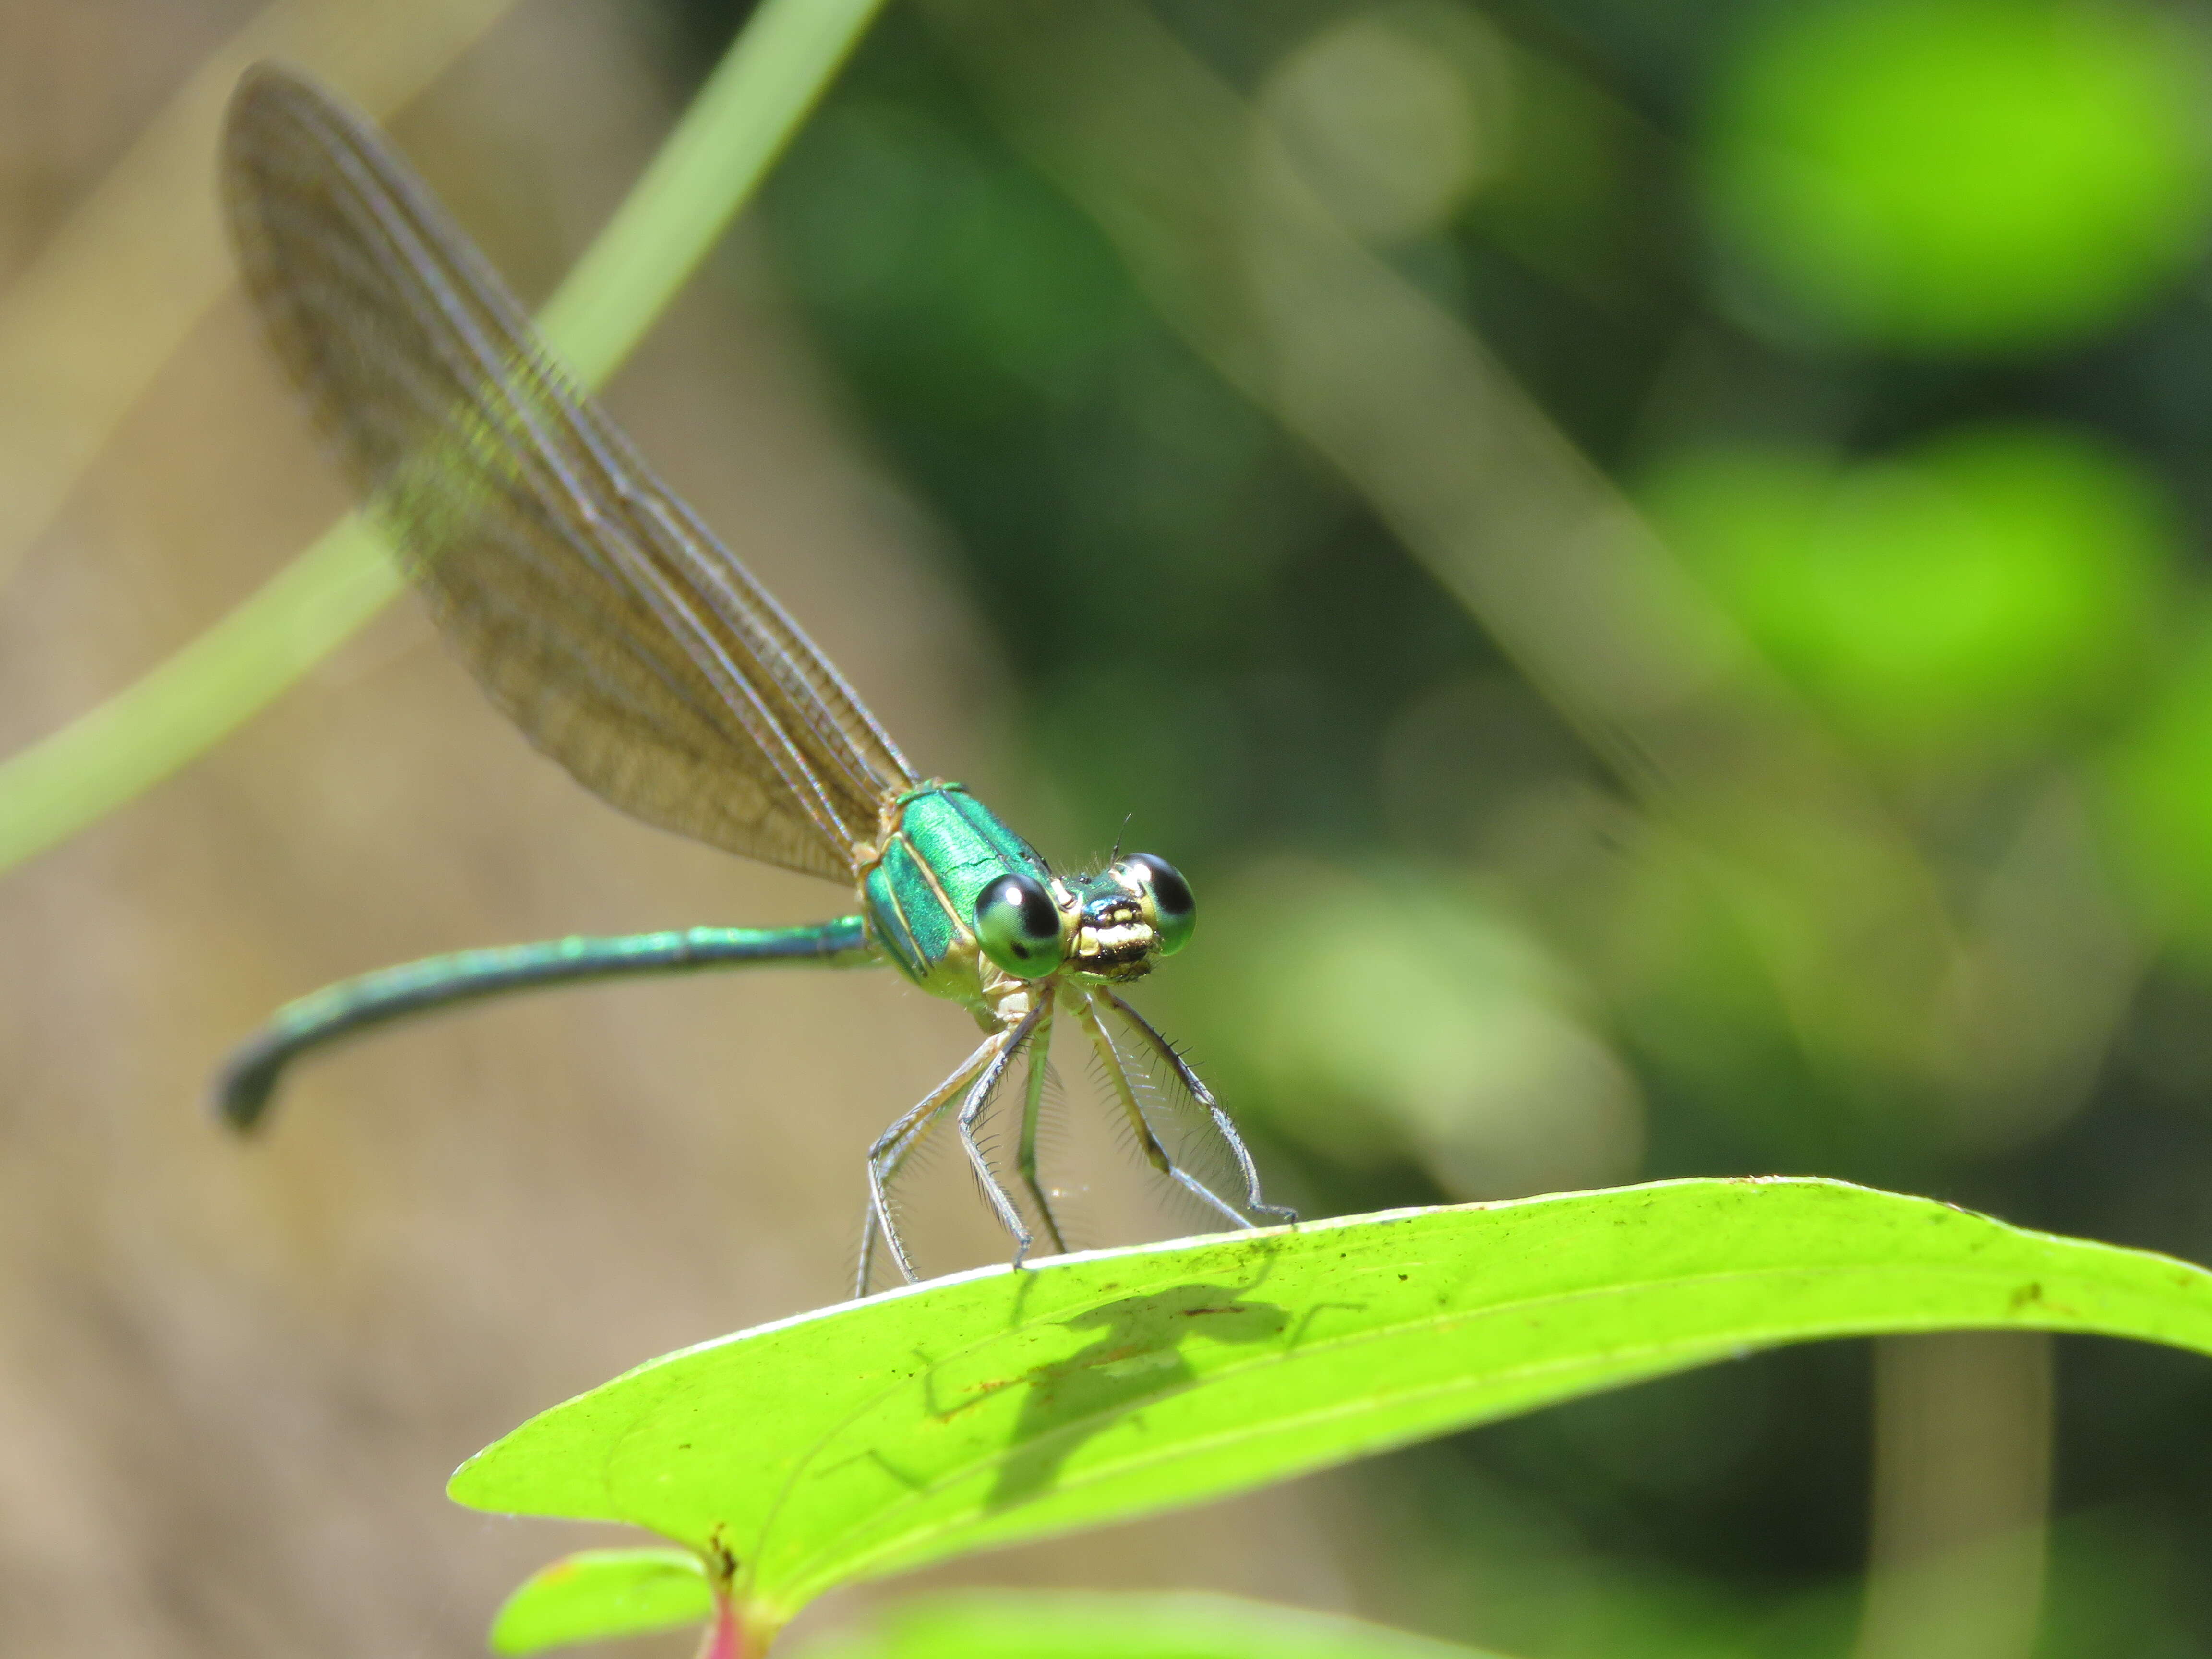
[450,1178,2212,1632]
[1644,423,2171,758]
[489,1547,714,1655]
[1705,0,2212,350]
[795,1589,1511,1659]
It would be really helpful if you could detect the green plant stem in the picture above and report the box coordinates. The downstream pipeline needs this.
[534,0,889,387]
[0,0,890,878]
[0,521,401,873]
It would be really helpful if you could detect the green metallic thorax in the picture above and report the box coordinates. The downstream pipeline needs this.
[861,785,1050,1013]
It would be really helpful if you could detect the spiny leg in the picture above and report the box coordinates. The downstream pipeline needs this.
[858,1034,1001,1298]
[1100,988,1297,1226]
[957,1001,1050,1267]
[1012,992,1068,1257]
[1072,993,1251,1232]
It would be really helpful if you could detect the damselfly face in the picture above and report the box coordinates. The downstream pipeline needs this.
[1068,853,1197,982]
[972,852,1197,986]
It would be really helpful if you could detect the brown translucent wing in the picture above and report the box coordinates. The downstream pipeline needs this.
[219,65,918,882]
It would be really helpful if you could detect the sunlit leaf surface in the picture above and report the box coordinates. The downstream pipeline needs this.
[451,1178,2212,1624]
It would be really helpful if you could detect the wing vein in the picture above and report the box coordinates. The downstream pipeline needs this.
[221,65,918,879]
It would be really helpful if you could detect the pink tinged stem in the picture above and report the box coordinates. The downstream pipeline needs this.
[697,1588,781,1659]
[698,1592,743,1659]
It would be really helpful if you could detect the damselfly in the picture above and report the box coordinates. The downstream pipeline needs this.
[212,66,1291,1294]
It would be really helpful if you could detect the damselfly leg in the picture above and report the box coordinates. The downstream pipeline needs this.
[1099,988,1298,1228]
[1012,996,1069,1258]
[1074,992,1280,1233]
[857,991,1285,1297]
[956,1000,1051,1268]
[858,1034,999,1296]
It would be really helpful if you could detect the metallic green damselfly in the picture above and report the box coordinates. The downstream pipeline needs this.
[213,67,1290,1294]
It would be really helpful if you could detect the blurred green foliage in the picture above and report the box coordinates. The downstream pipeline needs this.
[712,0,2212,1648]
[797,1591,1507,1659]
[2108,622,2212,944]
[1644,423,2172,761]
[1180,860,1636,1200]
[1705,0,2212,350]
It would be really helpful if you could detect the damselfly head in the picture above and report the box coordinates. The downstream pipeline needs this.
[973,853,1197,985]
[1044,853,1196,985]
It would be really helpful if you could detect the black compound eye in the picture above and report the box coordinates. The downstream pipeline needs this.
[1124,852,1196,955]
[974,872,1065,978]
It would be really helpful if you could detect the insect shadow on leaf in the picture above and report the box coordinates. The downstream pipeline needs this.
[986,1280,1292,1510]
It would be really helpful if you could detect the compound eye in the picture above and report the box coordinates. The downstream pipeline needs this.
[1124,852,1196,956]
[974,872,1065,978]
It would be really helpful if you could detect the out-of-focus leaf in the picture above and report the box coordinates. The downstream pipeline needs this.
[489,1547,713,1655]
[796,1589,1511,1659]
[1645,424,2170,758]
[450,1178,2212,1634]
[1705,0,2212,349]
[1171,858,1641,1199]
[2103,623,2212,945]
